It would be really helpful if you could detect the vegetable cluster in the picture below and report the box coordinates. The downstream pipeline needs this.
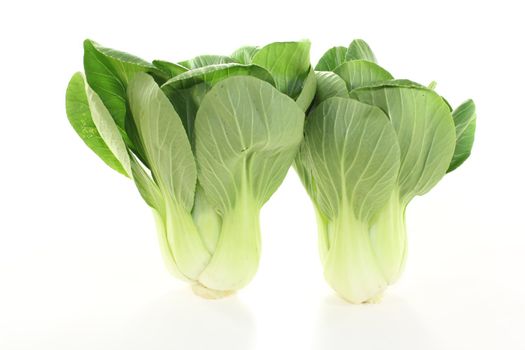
[66,39,475,302]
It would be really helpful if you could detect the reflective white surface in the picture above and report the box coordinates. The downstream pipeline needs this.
[1,0,525,348]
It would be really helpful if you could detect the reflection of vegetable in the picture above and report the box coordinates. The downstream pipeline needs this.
[66,39,315,298]
[296,39,476,303]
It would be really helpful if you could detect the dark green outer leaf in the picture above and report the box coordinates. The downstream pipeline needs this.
[448,99,476,172]
[66,72,130,176]
[315,46,348,71]
[83,40,129,131]
[82,39,160,164]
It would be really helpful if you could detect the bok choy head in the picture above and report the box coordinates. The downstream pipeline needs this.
[66,39,315,298]
[296,39,476,303]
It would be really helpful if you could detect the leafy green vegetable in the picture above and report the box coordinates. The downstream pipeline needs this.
[66,38,475,302]
[66,39,313,298]
[296,39,476,303]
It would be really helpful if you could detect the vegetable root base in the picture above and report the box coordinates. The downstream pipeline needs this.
[191,282,235,299]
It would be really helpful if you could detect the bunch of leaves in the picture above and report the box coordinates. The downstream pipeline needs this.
[296,39,476,303]
[66,39,316,297]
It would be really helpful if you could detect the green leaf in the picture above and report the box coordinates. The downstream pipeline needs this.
[83,39,162,165]
[351,86,456,203]
[162,63,275,91]
[195,76,305,212]
[346,39,376,62]
[333,60,393,92]
[128,73,210,281]
[162,84,208,143]
[302,97,400,221]
[448,99,476,172]
[296,72,349,197]
[83,39,159,130]
[127,73,197,211]
[315,46,348,71]
[295,68,317,112]
[66,72,131,177]
[231,46,260,64]
[130,155,164,214]
[179,55,234,69]
[442,96,453,112]
[294,143,317,201]
[358,79,424,89]
[153,59,189,78]
[313,71,349,106]
[252,41,311,98]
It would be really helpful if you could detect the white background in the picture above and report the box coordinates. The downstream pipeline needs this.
[1,0,524,349]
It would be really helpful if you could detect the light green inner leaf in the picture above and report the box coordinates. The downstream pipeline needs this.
[231,46,260,64]
[346,39,376,62]
[334,60,393,92]
[128,72,197,211]
[313,71,349,106]
[303,97,400,221]
[195,75,305,213]
[315,46,348,71]
[179,55,234,69]
[252,41,311,98]
[351,86,456,203]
